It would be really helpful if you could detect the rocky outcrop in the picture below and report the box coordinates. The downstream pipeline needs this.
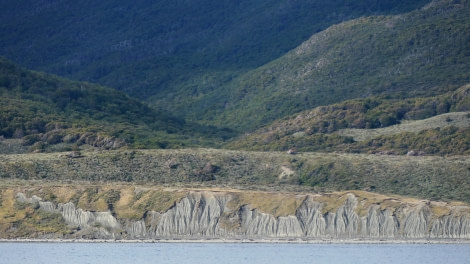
[15,191,470,240]
[150,192,228,237]
[16,192,120,238]
[430,210,470,239]
[359,206,397,238]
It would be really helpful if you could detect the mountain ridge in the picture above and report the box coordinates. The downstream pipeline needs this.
[2,0,468,134]
[192,0,470,131]
[0,0,430,113]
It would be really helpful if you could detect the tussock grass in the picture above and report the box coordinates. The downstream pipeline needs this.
[0,190,28,223]
[0,189,69,238]
[227,191,306,217]
[77,188,109,211]
[48,187,79,204]
[115,187,188,219]
[313,193,350,215]
[430,204,452,218]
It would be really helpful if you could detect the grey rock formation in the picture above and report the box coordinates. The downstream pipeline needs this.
[125,220,147,239]
[430,209,470,239]
[239,205,303,237]
[16,193,42,204]
[16,191,470,240]
[16,193,120,236]
[360,206,397,238]
[296,198,326,236]
[151,192,228,237]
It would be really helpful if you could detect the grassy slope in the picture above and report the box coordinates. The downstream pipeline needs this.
[1,149,470,203]
[197,0,470,131]
[0,58,232,152]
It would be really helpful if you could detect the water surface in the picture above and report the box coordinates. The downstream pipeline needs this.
[0,242,469,264]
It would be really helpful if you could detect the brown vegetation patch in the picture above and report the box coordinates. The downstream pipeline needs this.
[227,191,306,217]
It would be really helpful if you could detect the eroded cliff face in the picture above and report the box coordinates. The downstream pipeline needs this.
[14,190,470,240]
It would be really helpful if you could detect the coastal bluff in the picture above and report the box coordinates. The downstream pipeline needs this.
[4,187,470,241]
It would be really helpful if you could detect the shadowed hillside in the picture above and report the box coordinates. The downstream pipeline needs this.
[0,0,430,122]
[0,58,233,153]
[187,0,470,131]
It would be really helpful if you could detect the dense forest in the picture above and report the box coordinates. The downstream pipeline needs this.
[0,58,233,152]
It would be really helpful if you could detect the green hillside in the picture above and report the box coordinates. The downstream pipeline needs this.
[0,1,429,111]
[0,58,231,153]
[188,0,470,131]
[228,84,470,155]
[1,0,469,153]
[2,0,470,241]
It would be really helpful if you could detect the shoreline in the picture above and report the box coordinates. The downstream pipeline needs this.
[1,238,470,244]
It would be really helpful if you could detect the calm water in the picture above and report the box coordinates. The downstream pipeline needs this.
[0,242,469,264]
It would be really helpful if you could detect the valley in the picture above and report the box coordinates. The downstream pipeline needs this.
[0,0,470,241]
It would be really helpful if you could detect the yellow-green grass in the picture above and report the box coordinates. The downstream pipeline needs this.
[227,191,306,217]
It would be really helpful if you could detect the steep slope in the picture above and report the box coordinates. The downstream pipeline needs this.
[2,186,470,240]
[0,1,429,111]
[191,0,470,131]
[0,58,230,153]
